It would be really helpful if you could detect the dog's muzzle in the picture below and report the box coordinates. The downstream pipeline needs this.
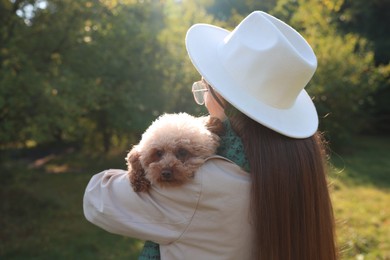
[161,169,173,180]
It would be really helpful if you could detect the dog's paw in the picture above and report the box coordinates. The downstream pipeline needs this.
[129,171,151,192]
[127,147,151,192]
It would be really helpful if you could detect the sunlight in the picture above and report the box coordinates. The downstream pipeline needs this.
[15,0,48,25]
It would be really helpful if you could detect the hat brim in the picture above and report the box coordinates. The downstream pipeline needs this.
[185,24,318,138]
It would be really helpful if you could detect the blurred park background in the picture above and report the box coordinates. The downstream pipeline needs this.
[1,0,389,259]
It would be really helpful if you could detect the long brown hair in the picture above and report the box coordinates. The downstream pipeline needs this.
[228,110,337,260]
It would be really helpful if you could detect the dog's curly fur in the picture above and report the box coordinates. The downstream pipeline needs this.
[126,113,223,192]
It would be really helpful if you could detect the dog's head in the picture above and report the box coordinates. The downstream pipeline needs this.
[127,113,220,187]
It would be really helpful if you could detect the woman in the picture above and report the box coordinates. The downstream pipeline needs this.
[83,11,337,260]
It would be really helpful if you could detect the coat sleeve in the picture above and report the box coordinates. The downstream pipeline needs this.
[83,169,202,245]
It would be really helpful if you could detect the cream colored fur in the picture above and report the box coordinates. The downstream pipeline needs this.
[126,113,222,192]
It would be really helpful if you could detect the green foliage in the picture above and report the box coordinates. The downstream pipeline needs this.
[156,0,214,115]
[336,0,390,135]
[206,0,277,21]
[1,0,388,151]
[1,0,167,151]
[311,34,381,144]
[337,0,390,65]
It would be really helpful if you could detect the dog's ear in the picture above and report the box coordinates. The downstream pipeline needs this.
[205,116,224,136]
[126,147,151,192]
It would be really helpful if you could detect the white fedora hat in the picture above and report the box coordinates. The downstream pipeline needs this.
[185,11,318,138]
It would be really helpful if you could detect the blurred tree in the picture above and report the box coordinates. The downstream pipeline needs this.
[336,0,390,135]
[0,0,166,152]
[337,0,390,65]
[2,0,388,152]
[68,1,166,152]
[206,0,277,21]
[0,0,52,145]
[156,0,214,115]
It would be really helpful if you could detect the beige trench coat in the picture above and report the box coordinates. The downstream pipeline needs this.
[83,156,253,260]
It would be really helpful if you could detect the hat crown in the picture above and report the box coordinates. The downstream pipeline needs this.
[217,11,317,109]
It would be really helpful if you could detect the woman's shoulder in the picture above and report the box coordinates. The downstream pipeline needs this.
[204,155,248,173]
[196,155,251,187]
[205,154,235,164]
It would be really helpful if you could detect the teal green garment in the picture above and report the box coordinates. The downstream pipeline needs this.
[138,240,160,260]
[217,119,250,172]
[137,119,249,260]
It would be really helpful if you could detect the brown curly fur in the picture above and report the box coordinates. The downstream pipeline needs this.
[126,113,222,192]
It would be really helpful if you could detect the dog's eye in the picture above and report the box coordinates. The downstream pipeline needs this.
[176,148,188,160]
[155,150,164,158]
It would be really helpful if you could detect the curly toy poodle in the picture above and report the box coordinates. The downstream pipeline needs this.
[126,113,223,192]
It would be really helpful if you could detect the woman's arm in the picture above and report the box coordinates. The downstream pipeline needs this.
[83,169,201,244]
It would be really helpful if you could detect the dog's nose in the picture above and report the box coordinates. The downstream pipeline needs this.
[161,170,173,180]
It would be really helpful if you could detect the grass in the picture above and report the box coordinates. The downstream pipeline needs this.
[329,136,390,259]
[1,136,389,259]
[0,150,143,260]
